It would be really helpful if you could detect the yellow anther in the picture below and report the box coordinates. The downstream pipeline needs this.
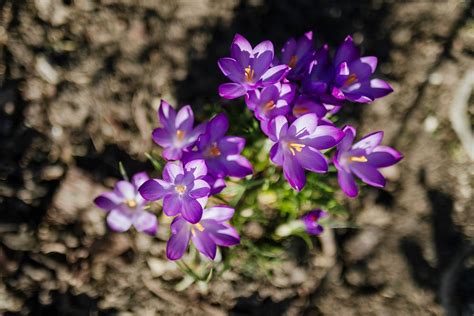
[125,199,137,208]
[350,156,368,163]
[343,73,358,87]
[293,106,309,116]
[244,65,254,82]
[263,100,276,111]
[175,185,186,194]
[288,143,305,156]
[176,129,185,141]
[195,223,205,232]
[288,55,298,68]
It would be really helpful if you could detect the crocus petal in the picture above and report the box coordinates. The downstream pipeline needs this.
[152,128,172,147]
[158,100,176,130]
[218,58,245,83]
[367,146,403,168]
[181,197,203,224]
[201,205,235,222]
[218,136,245,155]
[107,209,133,232]
[163,147,183,161]
[348,56,378,79]
[205,222,240,247]
[208,113,229,141]
[334,35,360,65]
[175,105,194,132]
[115,181,136,200]
[288,113,318,137]
[184,159,208,178]
[353,131,384,153]
[94,192,122,210]
[260,65,289,86]
[350,163,386,187]
[231,34,252,67]
[283,154,306,191]
[132,172,149,189]
[189,179,211,199]
[218,83,247,99]
[162,161,184,183]
[266,115,288,141]
[139,179,171,201]
[133,211,157,235]
[353,79,393,99]
[252,50,274,79]
[269,143,284,166]
[338,125,357,153]
[302,125,344,150]
[296,146,328,173]
[337,167,359,198]
[162,194,182,216]
[281,38,296,63]
[166,218,191,260]
[192,231,217,260]
[223,155,253,178]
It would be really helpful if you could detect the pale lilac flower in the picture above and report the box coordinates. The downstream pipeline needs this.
[94,172,157,235]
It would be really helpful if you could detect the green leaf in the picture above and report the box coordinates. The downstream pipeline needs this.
[118,161,129,181]
[145,153,163,172]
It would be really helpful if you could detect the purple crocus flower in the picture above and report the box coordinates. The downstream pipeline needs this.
[139,160,210,224]
[331,36,393,103]
[94,172,157,235]
[152,100,205,160]
[291,94,327,119]
[265,114,344,191]
[245,82,295,121]
[334,125,403,198]
[301,209,327,235]
[166,205,240,260]
[218,34,289,99]
[280,31,315,80]
[182,113,253,179]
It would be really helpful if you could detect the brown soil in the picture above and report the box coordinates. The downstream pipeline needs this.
[0,0,473,315]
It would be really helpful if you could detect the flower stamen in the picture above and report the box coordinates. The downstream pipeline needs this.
[343,73,358,87]
[125,199,137,209]
[288,143,305,156]
[209,143,221,157]
[244,65,254,82]
[349,156,368,163]
[288,55,298,68]
[175,185,186,194]
[263,100,276,111]
[176,129,185,141]
[293,106,309,116]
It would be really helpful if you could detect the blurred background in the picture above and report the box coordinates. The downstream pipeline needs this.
[0,0,473,315]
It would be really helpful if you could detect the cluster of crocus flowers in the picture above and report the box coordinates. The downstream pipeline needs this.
[95,100,249,261]
[218,33,402,195]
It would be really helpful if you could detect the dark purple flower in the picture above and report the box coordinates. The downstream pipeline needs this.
[334,125,403,198]
[94,172,157,235]
[331,36,393,103]
[166,205,240,260]
[301,44,335,99]
[183,113,253,179]
[291,94,327,119]
[139,160,210,224]
[202,174,227,195]
[265,114,344,191]
[280,31,315,80]
[301,209,327,235]
[245,82,295,121]
[152,100,205,160]
[218,34,289,99]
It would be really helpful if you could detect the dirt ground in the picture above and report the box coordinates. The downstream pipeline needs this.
[0,0,473,315]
